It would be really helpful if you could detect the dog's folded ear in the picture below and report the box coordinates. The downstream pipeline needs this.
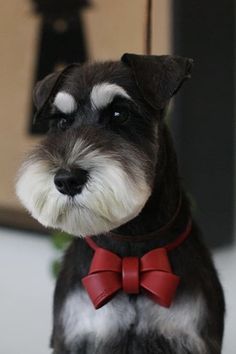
[121,53,193,111]
[33,64,80,123]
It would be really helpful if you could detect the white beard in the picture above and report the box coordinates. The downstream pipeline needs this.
[16,143,151,237]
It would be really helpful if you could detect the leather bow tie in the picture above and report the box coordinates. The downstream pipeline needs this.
[82,220,192,309]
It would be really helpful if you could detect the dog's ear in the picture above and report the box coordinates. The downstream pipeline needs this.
[33,63,80,123]
[121,53,193,111]
[33,72,60,111]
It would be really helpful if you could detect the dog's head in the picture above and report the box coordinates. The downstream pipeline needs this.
[16,54,193,236]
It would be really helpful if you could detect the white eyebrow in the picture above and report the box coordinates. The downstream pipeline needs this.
[90,83,131,110]
[53,91,77,114]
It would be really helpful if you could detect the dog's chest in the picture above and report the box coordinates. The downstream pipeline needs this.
[61,287,206,352]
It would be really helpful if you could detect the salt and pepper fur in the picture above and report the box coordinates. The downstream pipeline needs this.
[16,55,224,353]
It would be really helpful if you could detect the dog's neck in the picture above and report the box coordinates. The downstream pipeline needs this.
[91,125,191,254]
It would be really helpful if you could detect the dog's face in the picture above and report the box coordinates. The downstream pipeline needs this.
[16,54,192,236]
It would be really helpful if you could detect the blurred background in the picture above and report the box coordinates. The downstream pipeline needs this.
[0,0,235,353]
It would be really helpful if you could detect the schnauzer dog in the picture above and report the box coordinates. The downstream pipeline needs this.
[16,54,224,353]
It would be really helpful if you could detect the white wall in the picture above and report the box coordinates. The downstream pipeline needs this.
[0,228,235,354]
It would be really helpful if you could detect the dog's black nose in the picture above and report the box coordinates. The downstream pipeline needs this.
[54,168,88,196]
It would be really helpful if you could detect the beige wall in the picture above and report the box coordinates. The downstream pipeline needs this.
[0,0,171,213]
[0,1,40,210]
[84,0,172,60]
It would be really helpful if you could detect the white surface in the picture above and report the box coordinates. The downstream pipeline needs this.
[214,244,236,354]
[0,228,55,354]
[0,227,235,354]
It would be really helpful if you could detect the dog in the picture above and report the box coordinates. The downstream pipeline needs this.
[16,53,225,353]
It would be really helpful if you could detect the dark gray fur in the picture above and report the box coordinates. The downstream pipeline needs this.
[30,55,225,353]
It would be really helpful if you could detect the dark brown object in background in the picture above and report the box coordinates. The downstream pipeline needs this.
[30,0,90,134]
[0,207,49,235]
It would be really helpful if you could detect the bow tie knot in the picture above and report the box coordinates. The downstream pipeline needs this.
[122,257,140,294]
[82,245,180,309]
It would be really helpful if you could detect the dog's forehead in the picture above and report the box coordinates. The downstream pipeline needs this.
[53,61,138,113]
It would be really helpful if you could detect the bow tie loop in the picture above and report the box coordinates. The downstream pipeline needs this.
[141,248,171,272]
[88,247,121,273]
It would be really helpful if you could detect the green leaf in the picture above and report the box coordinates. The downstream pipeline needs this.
[51,259,62,278]
[51,231,72,251]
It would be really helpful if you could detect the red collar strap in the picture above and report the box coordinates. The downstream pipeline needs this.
[82,219,192,309]
[108,195,183,242]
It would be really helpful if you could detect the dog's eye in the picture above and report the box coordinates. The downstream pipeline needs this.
[111,108,130,123]
[57,117,74,131]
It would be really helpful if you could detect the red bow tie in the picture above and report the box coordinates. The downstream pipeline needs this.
[82,220,192,309]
